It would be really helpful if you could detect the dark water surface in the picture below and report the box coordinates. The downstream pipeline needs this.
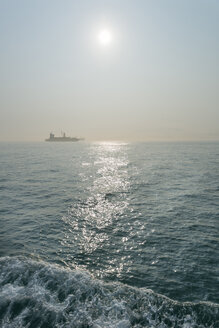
[0,142,218,327]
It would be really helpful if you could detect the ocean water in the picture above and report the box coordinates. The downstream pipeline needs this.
[0,141,218,327]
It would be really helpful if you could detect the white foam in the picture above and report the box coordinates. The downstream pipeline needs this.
[0,256,218,328]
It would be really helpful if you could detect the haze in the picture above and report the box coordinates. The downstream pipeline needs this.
[0,0,218,142]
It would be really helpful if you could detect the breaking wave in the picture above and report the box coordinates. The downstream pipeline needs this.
[0,257,218,328]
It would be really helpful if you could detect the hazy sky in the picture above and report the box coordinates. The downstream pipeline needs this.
[0,0,218,141]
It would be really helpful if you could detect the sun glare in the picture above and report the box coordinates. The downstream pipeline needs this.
[98,29,112,46]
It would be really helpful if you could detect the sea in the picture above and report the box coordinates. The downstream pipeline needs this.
[0,141,218,328]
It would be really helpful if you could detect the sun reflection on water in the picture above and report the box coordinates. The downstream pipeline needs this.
[62,142,131,273]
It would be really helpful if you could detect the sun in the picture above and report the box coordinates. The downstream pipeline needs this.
[98,29,112,46]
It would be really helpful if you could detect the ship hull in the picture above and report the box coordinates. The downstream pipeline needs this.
[45,138,80,142]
